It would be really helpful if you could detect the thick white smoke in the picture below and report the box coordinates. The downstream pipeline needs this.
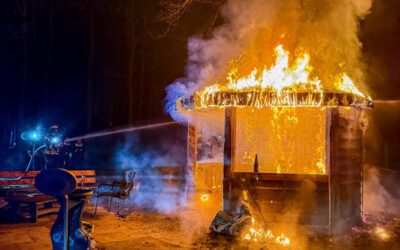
[165,0,373,122]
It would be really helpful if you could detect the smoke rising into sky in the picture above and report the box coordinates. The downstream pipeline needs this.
[165,0,373,121]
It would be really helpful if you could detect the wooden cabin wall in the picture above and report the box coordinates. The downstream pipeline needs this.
[219,107,364,235]
[329,108,363,234]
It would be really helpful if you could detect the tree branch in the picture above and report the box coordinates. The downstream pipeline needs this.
[152,0,225,38]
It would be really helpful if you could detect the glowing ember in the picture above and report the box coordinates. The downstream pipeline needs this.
[275,233,291,246]
[242,218,291,246]
[374,226,390,241]
[200,194,209,202]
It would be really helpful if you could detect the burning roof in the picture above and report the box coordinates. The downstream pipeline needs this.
[176,45,373,112]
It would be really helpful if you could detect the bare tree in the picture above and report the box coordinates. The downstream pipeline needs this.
[156,0,225,37]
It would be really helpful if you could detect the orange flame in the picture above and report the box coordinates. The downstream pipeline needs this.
[181,44,369,110]
[200,45,322,96]
[242,217,291,246]
[335,73,365,98]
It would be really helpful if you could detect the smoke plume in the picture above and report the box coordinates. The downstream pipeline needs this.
[165,0,373,121]
[111,134,187,213]
[363,165,400,215]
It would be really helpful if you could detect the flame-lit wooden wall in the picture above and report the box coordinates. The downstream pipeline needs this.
[187,106,365,234]
[224,107,364,234]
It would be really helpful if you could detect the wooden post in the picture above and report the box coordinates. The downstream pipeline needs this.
[186,122,197,196]
[223,107,235,212]
[328,108,338,235]
[329,107,363,234]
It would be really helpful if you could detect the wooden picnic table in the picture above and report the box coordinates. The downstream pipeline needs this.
[5,193,59,222]
[0,170,97,222]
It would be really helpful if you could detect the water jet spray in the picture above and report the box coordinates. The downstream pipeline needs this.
[64,121,177,142]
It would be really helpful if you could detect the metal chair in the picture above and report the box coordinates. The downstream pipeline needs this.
[94,171,136,216]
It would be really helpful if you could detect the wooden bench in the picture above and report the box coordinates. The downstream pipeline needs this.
[0,170,96,222]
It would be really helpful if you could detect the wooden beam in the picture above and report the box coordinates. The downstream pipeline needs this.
[329,107,363,234]
[223,107,235,212]
[185,122,197,195]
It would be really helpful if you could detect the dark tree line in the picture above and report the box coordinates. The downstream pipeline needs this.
[0,0,223,162]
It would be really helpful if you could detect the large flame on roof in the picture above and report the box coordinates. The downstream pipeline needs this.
[180,45,368,110]
[222,45,321,95]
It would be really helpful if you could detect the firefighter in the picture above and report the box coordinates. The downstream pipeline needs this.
[43,125,63,169]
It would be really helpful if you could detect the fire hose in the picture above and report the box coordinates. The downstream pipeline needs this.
[0,144,47,181]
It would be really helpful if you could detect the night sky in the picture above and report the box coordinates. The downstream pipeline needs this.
[0,1,399,166]
[0,1,218,136]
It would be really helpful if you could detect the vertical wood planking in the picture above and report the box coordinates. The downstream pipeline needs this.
[186,122,197,195]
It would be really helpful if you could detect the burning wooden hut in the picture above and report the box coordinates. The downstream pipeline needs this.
[177,45,373,234]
